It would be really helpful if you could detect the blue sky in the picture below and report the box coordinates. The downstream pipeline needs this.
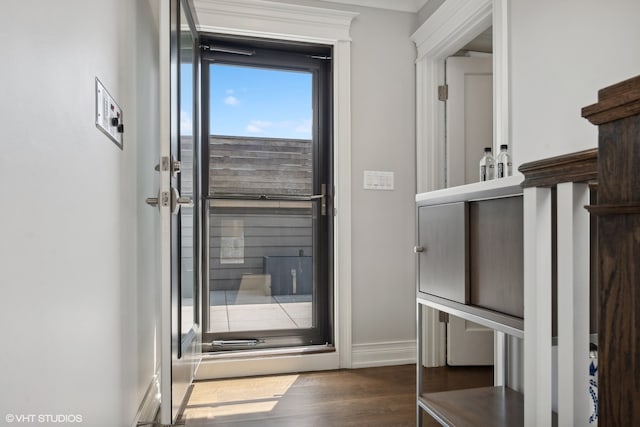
[209,64,313,139]
[181,63,195,136]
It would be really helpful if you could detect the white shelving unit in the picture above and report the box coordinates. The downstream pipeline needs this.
[415,176,524,427]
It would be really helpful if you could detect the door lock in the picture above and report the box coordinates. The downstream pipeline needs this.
[153,155,181,177]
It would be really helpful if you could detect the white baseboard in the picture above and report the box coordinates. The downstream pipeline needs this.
[131,370,161,427]
[351,340,417,369]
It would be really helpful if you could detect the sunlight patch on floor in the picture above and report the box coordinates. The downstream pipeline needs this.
[182,374,300,423]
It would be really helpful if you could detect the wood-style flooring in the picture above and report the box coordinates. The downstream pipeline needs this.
[177,364,493,426]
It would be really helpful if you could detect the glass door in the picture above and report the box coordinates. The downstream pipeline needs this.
[154,0,201,423]
[200,39,333,351]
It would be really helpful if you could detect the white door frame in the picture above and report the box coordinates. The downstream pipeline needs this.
[410,0,510,366]
[192,0,357,378]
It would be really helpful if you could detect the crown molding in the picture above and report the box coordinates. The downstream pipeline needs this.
[195,0,358,42]
[411,0,492,59]
[318,0,429,13]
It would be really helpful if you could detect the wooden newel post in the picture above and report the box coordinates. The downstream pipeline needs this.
[583,74,640,425]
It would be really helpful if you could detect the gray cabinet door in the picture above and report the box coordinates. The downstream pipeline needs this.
[417,202,469,304]
[469,196,524,318]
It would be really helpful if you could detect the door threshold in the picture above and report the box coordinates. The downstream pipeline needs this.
[202,344,335,361]
[196,345,340,379]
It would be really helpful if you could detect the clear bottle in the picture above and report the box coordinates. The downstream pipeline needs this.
[479,147,495,181]
[496,144,512,178]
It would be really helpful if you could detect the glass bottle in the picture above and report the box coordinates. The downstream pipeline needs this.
[479,147,495,181]
[496,144,512,178]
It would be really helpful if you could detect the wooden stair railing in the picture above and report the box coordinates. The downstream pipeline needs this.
[582,74,640,426]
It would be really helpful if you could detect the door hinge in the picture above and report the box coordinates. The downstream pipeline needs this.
[438,84,448,101]
[439,311,449,323]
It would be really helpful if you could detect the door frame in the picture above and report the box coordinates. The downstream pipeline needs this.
[410,0,510,367]
[200,43,333,350]
[192,0,357,378]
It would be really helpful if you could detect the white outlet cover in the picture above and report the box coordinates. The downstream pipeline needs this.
[95,78,123,149]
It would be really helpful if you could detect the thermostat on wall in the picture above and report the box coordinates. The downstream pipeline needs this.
[363,170,394,190]
[95,77,124,149]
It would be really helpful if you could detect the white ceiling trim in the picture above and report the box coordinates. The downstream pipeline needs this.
[195,0,358,42]
[318,0,429,13]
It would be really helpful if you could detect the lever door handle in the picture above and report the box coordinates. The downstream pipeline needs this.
[176,196,194,208]
[414,246,425,253]
[145,188,193,214]
[170,188,193,214]
[145,190,166,211]
[310,184,328,215]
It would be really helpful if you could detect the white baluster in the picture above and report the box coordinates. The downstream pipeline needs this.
[524,187,553,427]
[557,182,591,426]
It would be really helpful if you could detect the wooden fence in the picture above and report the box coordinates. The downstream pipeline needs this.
[177,135,315,294]
[209,135,312,196]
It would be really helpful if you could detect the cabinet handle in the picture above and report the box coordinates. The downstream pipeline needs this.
[414,246,425,253]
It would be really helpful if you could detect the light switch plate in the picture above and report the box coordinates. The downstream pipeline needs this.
[95,77,123,149]
[363,170,394,190]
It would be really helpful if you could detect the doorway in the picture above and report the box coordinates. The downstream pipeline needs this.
[443,28,495,366]
[199,37,334,352]
[445,26,493,187]
[412,0,512,370]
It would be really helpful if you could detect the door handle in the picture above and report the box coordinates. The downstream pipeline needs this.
[174,194,194,213]
[176,195,193,207]
[310,184,328,215]
[414,246,426,253]
[145,188,192,214]
[170,187,193,215]
[145,190,170,211]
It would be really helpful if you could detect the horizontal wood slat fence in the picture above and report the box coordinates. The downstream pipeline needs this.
[206,135,315,293]
[209,135,313,197]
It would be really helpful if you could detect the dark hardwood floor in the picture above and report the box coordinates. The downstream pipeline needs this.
[177,364,493,426]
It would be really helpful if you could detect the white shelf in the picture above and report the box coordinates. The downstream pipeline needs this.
[416,174,523,206]
[417,295,524,339]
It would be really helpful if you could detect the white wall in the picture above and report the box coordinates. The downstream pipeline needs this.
[223,0,418,365]
[0,1,160,426]
[510,0,640,166]
[348,8,417,357]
